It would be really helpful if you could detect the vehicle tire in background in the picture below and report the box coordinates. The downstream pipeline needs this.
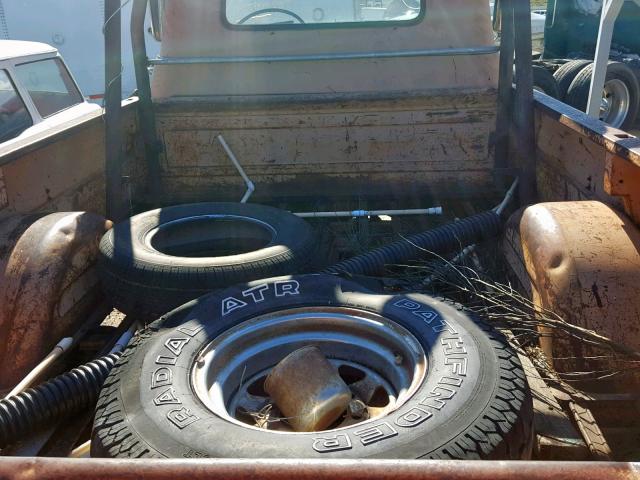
[92,274,533,460]
[532,65,560,99]
[565,61,640,130]
[98,203,315,319]
[553,59,592,100]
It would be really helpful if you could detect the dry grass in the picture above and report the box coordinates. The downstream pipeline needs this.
[388,243,640,383]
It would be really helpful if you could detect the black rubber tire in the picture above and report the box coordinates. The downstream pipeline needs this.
[92,274,533,460]
[98,203,315,319]
[553,59,592,100]
[565,61,640,130]
[532,65,560,99]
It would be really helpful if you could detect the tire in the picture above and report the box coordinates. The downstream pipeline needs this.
[92,274,533,460]
[532,65,560,99]
[98,203,315,319]
[565,61,640,130]
[553,59,592,100]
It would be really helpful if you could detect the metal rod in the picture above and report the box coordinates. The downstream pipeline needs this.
[131,0,162,204]
[0,458,635,480]
[586,0,623,118]
[513,0,536,204]
[149,46,500,65]
[217,135,255,203]
[104,0,126,221]
[5,337,73,398]
[494,0,514,172]
[294,207,442,218]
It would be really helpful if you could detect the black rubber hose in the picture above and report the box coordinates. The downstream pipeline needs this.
[322,210,503,276]
[0,353,120,448]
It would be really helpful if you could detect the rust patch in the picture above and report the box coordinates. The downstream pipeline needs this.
[0,212,110,389]
[0,458,636,480]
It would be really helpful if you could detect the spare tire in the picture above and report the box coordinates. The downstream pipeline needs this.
[565,61,640,130]
[92,274,533,460]
[99,203,315,319]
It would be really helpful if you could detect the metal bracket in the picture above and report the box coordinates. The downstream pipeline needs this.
[586,0,640,119]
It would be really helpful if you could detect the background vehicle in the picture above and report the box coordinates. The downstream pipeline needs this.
[0,40,99,144]
[530,0,640,129]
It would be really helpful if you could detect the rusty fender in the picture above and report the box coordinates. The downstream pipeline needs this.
[0,458,637,480]
[0,212,111,389]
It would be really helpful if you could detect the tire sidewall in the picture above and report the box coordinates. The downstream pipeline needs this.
[102,202,313,270]
[117,274,506,459]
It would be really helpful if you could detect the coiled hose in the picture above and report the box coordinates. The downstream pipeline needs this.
[323,210,503,276]
[0,353,120,448]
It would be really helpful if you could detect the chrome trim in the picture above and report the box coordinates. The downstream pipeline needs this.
[148,46,500,65]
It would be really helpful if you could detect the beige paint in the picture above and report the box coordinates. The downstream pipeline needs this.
[152,0,498,98]
[534,109,624,210]
[0,101,139,219]
[153,90,497,201]
[509,201,640,391]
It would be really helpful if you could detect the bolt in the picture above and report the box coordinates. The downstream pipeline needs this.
[394,353,403,365]
[348,399,367,419]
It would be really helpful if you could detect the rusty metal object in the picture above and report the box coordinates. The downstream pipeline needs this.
[265,346,351,432]
[0,458,637,480]
[604,153,640,225]
[512,201,640,390]
[0,212,111,390]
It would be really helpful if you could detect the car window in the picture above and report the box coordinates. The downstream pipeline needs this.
[225,0,422,27]
[14,58,83,118]
[0,69,33,143]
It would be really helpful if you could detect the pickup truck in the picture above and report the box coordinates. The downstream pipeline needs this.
[0,40,99,145]
[0,0,638,478]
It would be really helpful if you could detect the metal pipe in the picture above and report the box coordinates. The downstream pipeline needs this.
[217,135,255,203]
[494,177,519,216]
[295,207,442,218]
[131,0,162,203]
[109,322,139,355]
[104,0,126,221]
[0,458,635,479]
[4,303,112,398]
[586,0,624,118]
[5,337,73,398]
[69,440,91,458]
[512,0,536,204]
[493,0,514,171]
[149,46,500,65]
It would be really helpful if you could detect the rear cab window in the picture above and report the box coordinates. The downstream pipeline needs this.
[14,58,83,118]
[0,69,32,142]
[225,0,422,27]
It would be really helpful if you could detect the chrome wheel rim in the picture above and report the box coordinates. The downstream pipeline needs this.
[600,79,630,128]
[191,306,427,433]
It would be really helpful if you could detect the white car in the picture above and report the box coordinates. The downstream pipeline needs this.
[0,40,100,145]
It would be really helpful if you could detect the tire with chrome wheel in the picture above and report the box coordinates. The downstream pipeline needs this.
[98,203,315,319]
[565,61,640,130]
[92,274,533,460]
